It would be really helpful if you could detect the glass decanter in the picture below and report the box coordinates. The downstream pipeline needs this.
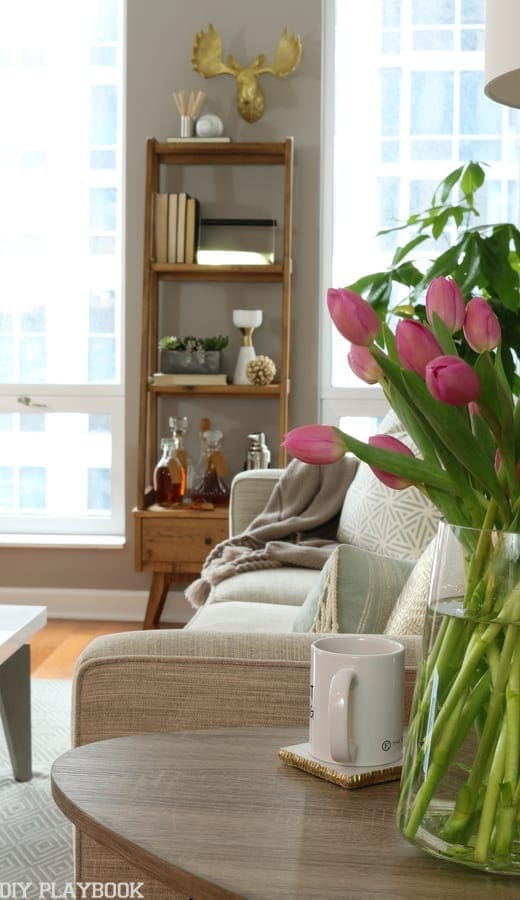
[153,435,186,507]
[168,416,194,497]
[191,428,230,505]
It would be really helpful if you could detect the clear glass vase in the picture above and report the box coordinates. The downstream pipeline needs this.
[397,520,520,875]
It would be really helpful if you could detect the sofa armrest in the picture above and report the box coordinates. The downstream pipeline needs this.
[72,630,421,747]
[229,468,283,536]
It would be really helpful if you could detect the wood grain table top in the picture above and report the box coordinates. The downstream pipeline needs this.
[51,727,520,899]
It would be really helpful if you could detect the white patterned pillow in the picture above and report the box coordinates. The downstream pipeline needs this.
[337,411,441,560]
[385,538,436,634]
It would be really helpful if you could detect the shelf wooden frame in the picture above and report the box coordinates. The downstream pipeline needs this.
[134,138,293,627]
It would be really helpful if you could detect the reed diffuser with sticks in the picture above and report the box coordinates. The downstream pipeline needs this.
[173,89,206,137]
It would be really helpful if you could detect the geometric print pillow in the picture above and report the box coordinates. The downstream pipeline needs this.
[336,409,441,561]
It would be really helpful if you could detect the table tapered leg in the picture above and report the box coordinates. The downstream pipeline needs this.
[0,643,31,781]
[143,572,173,629]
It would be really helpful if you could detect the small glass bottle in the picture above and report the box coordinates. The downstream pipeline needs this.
[191,428,230,505]
[153,436,186,507]
[169,416,194,496]
[246,432,271,469]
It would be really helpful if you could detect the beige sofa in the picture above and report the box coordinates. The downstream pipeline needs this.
[70,445,440,893]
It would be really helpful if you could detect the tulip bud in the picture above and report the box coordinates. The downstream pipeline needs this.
[395,320,443,378]
[347,345,383,384]
[425,277,465,333]
[327,288,380,347]
[368,434,415,490]
[281,425,346,465]
[425,355,481,406]
[463,297,501,352]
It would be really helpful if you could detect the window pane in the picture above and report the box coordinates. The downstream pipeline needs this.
[412,0,454,24]
[381,70,401,136]
[19,466,46,509]
[0,468,14,508]
[461,0,484,23]
[460,72,501,134]
[0,411,113,520]
[90,85,118,144]
[88,468,111,510]
[88,337,116,381]
[413,30,453,51]
[411,71,454,134]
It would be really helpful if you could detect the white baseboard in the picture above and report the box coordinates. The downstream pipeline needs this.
[0,586,192,624]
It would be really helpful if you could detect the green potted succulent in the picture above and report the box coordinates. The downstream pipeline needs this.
[346,161,520,392]
[158,334,229,374]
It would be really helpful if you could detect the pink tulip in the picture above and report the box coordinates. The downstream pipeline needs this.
[463,297,501,352]
[281,425,346,464]
[347,345,383,384]
[425,355,481,406]
[327,288,380,346]
[425,277,466,333]
[395,320,443,378]
[368,434,414,490]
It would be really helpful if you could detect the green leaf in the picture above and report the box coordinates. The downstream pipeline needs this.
[392,234,430,266]
[435,165,465,204]
[334,428,453,491]
[461,162,486,199]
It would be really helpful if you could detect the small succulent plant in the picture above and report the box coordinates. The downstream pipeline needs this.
[159,334,229,363]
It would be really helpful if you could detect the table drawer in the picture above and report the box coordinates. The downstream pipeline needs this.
[140,515,228,565]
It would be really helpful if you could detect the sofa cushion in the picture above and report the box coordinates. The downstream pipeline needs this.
[292,544,414,634]
[384,537,436,636]
[208,567,319,607]
[185,600,300,632]
[336,411,440,560]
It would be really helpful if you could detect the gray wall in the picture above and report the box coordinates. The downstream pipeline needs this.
[0,0,322,593]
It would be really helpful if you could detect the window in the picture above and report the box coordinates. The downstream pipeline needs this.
[0,0,123,537]
[321,0,520,437]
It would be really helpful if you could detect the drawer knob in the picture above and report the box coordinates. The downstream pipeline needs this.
[204,536,213,545]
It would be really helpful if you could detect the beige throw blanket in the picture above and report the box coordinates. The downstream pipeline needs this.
[185,455,359,608]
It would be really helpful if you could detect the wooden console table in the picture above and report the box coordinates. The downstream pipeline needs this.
[51,726,520,898]
[133,505,228,629]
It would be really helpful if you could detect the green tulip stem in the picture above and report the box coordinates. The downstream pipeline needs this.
[473,719,507,862]
[492,641,520,860]
[436,624,517,844]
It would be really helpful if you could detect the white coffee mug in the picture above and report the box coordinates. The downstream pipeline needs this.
[309,634,404,767]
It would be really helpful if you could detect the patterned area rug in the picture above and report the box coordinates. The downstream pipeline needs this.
[0,678,74,890]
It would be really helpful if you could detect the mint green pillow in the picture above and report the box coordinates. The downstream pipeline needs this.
[292,544,415,633]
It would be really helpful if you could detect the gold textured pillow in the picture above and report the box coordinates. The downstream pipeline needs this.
[384,538,436,635]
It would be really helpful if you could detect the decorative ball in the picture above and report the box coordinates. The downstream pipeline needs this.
[195,114,224,138]
[246,355,276,386]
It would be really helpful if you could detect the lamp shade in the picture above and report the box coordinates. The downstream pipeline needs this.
[484,0,520,108]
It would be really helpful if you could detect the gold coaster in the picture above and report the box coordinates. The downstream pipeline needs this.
[278,742,402,789]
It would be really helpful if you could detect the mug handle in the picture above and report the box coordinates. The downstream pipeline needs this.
[329,667,356,764]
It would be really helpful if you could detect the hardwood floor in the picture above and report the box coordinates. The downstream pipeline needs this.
[29,619,144,679]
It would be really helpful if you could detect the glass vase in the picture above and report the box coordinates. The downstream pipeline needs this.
[397,520,520,874]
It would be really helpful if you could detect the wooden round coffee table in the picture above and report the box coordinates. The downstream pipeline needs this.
[51,727,520,898]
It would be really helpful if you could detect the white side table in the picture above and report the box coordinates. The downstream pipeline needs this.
[0,604,47,781]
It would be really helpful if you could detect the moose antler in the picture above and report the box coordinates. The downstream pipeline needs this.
[191,25,302,123]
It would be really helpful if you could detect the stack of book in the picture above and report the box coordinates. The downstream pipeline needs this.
[153,192,200,264]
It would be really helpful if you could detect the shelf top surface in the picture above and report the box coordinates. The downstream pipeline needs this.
[151,137,293,164]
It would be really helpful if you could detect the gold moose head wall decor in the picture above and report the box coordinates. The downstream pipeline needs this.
[191,24,302,124]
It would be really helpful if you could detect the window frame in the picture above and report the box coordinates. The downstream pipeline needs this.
[0,0,125,541]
